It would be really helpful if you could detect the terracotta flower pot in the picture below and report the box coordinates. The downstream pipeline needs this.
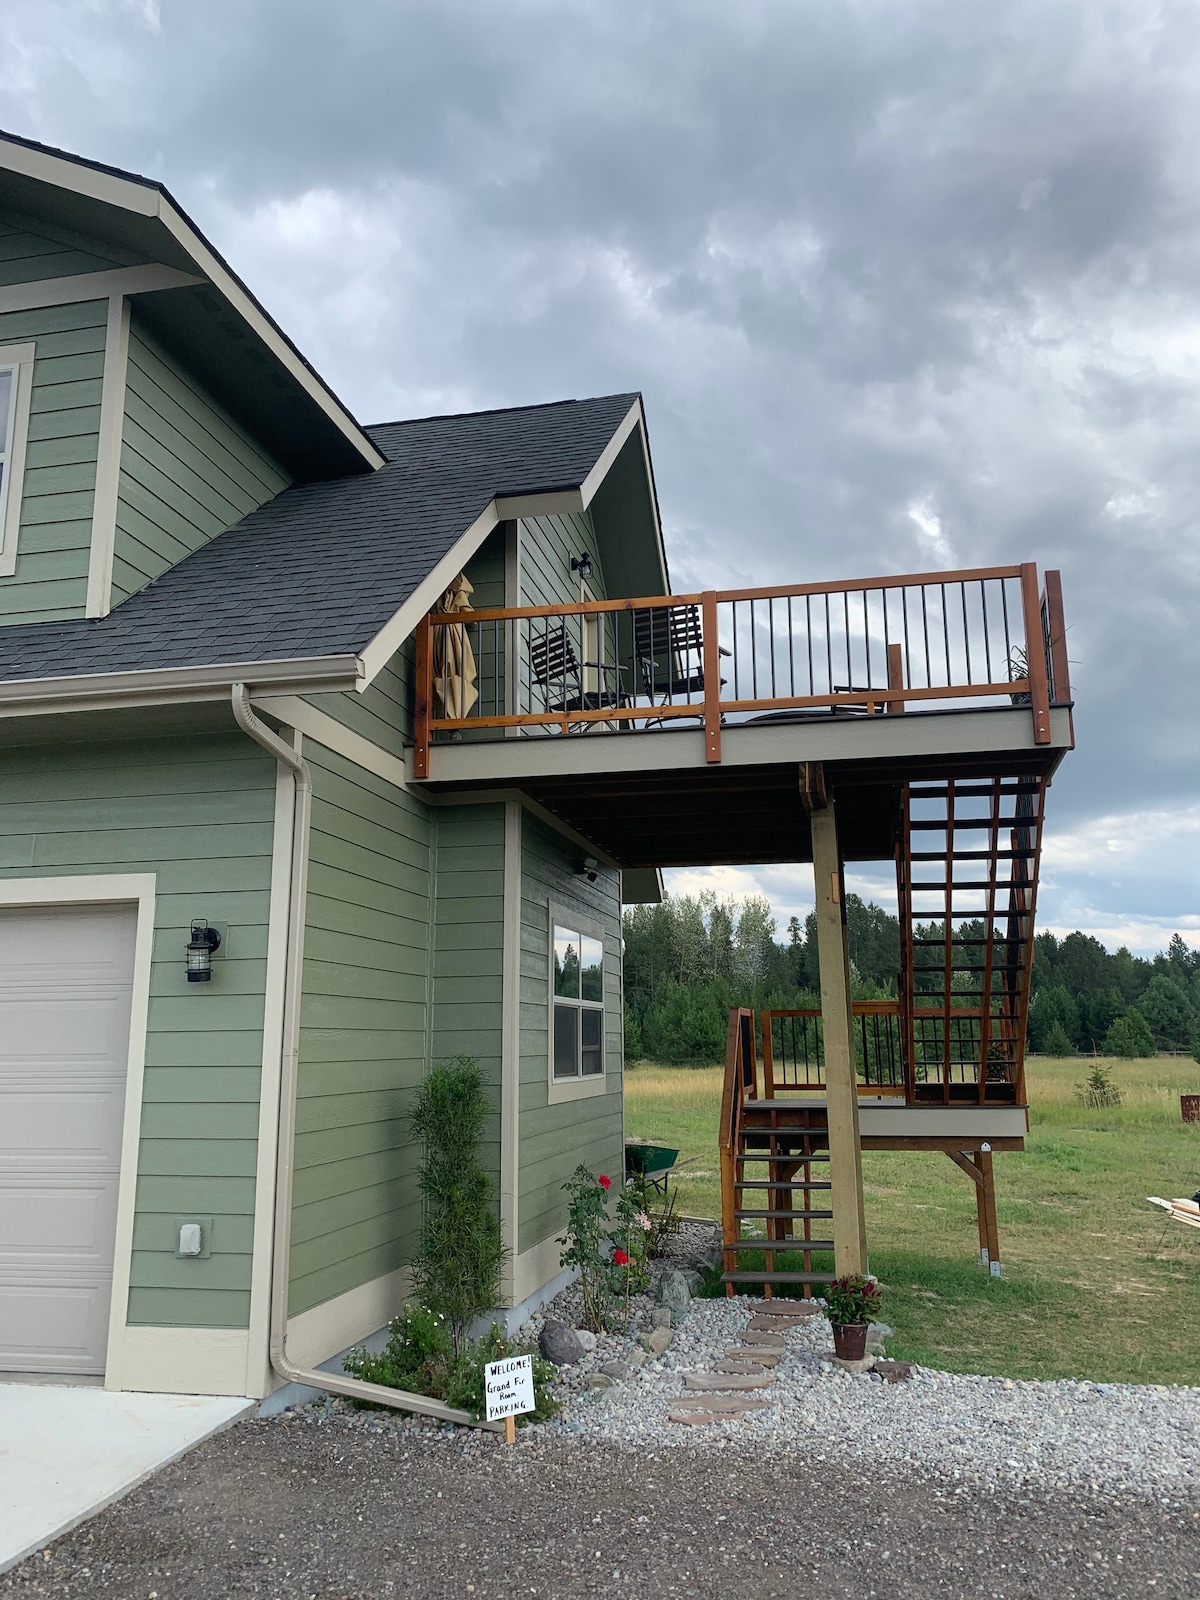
[831,1322,869,1361]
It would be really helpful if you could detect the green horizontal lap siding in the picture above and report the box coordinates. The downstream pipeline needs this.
[517,813,623,1255]
[289,742,434,1317]
[0,731,277,1328]
[429,804,506,1200]
[305,645,413,756]
[0,208,133,288]
[111,317,291,603]
[0,299,107,623]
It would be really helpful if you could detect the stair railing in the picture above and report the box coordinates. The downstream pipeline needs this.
[760,1001,907,1097]
[719,1007,757,1274]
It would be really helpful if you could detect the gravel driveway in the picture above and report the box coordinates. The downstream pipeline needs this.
[3,1409,1198,1599]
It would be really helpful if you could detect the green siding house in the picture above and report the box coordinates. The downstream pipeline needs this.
[0,132,664,1402]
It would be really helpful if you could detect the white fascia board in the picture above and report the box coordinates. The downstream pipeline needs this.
[154,199,384,472]
[0,264,203,316]
[356,499,501,684]
[578,397,670,597]
[578,398,643,508]
[0,654,362,719]
[0,136,383,472]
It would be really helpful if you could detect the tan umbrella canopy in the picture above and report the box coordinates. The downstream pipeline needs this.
[433,572,478,719]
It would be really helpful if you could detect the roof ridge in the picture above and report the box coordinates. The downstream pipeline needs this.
[366,392,639,432]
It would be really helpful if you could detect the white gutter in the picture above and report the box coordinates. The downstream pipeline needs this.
[231,684,487,1428]
[0,655,362,720]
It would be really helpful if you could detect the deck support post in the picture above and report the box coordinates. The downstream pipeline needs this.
[948,1148,1002,1276]
[808,792,869,1277]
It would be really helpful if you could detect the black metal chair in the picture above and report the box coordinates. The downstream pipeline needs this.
[633,604,729,715]
[527,625,625,718]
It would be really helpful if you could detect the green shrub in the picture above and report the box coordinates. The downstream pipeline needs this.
[442,1322,558,1425]
[343,1302,451,1401]
[410,1057,507,1352]
[1103,1009,1155,1059]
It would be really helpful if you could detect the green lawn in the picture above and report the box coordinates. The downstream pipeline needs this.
[625,1055,1200,1386]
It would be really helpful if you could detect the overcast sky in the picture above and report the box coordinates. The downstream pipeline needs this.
[3,0,1199,952]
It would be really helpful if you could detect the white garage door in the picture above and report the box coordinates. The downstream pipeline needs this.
[0,904,137,1375]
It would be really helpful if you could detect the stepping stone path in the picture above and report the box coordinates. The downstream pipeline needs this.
[667,1298,823,1428]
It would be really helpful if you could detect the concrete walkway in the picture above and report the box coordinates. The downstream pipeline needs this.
[0,1382,250,1573]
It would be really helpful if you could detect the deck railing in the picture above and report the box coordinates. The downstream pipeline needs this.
[761,1002,908,1097]
[413,563,1068,776]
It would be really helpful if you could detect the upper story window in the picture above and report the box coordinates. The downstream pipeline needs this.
[0,343,34,576]
[0,365,16,544]
[552,921,604,1080]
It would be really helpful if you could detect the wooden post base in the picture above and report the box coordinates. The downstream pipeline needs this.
[947,1147,1001,1276]
[504,1414,516,1445]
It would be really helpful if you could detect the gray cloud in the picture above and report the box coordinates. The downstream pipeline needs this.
[4,0,1200,945]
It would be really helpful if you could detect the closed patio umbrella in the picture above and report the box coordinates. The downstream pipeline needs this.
[433,572,478,719]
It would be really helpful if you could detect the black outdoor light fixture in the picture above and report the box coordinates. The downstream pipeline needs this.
[186,920,222,983]
[570,551,593,581]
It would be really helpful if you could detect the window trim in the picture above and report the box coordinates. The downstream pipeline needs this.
[547,900,608,1104]
[0,342,36,580]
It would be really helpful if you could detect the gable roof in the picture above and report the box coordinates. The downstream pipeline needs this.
[0,393,647,699]
[0,129,382,479]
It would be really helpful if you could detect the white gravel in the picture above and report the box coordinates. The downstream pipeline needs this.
[522,1267,1200,1503]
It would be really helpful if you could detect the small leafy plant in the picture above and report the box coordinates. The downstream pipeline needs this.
[821,1274,883,1327]
[345,1306,556,1425]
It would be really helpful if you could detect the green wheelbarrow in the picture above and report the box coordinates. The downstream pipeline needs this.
[624,1139,680,1200]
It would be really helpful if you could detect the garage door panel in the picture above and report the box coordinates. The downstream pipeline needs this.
[0,1281,113,1373]
[0,1085,127,1167]
[0,1179,122,1263]
[0,903,138,1376]
[0,995,133,1062]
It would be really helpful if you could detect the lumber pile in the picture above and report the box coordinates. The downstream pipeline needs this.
[1148,1196,1200,1230]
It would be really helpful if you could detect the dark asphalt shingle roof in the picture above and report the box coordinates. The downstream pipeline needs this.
[0,393,638,685]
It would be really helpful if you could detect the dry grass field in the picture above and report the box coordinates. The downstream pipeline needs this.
[625,1055,1200,1385]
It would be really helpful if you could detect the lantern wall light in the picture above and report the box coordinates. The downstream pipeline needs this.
[570,551,593,581]
[186,920,222,983]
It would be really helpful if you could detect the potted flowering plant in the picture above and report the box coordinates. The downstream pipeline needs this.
[821,1275,883,1361]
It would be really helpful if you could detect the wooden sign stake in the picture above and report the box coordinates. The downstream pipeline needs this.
[504,1414,516,1446]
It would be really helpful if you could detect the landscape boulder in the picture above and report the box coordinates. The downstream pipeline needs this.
[539,1320,586,1366]
[643,1325,673,1356]
[657,1268,692,1325]
[575,1329,598,1353]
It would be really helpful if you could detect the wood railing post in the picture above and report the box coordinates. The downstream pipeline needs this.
[1019,562,1051,745]
[1042,569,1071,703]
[702,591,721,763]
[413,613,434,779]
[886,641,905,715]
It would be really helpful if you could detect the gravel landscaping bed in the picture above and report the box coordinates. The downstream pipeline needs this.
[506,1225,1200,1501]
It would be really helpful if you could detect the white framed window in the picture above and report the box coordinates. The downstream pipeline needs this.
[0,342,35,579]
[548,904,607,1102]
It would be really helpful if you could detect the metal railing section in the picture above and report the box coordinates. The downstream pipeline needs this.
[413,563,1068,776]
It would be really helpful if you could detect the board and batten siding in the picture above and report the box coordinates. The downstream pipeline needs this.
[289,742,434,1317]
[111,318,291,605]
[517,811,623,1255]
[0,298,107,624]
[0,732,278,1329]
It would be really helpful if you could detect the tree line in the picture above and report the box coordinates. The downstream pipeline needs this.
[623,893,1200,1064]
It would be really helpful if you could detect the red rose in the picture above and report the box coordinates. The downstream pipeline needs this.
[612,1248,629,1266]
[598,1174,612,1190]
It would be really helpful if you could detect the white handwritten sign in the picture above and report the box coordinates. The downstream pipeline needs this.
[484,1354,534,1423]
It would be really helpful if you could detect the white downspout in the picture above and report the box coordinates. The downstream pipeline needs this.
[231,684,486,1427]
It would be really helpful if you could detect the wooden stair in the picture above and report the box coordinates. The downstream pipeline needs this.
[719,1023,838,1294]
